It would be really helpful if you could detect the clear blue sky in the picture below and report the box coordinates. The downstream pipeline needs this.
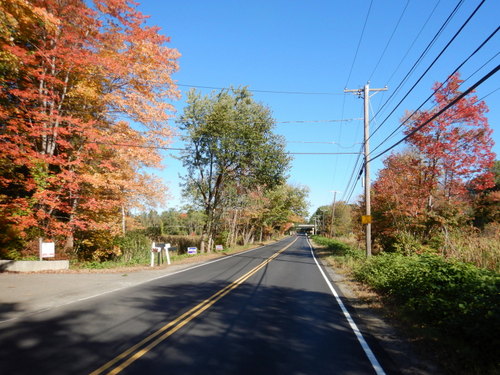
[136,0,499,216]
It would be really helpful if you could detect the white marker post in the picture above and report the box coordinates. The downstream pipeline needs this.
[151,242,158,267]
[165,243,171,265]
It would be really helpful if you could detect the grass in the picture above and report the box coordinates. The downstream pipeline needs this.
[310,235,500,375]
[71,240,277,270]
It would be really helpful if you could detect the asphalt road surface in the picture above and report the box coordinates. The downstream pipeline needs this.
[0,236,396,374]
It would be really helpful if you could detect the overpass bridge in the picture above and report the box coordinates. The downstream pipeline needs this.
[293,224,316,235]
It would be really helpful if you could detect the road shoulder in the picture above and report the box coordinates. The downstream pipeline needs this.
[311,241,442,375]
[0,242,274,324]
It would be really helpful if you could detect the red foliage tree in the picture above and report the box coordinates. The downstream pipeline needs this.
[404,73,495,199]
[0,0,179,256]
[371,73,496,251]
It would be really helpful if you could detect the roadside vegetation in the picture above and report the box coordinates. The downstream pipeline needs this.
[0,2,308,263]
[312,235,499,375]
[309,76,498,374]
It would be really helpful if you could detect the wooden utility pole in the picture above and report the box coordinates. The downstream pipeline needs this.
[344,83,387,257]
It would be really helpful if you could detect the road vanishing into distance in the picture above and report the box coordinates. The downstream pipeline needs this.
[0,236,396,374]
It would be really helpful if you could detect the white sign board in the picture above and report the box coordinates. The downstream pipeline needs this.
[187,247,198,255]
[40,242,55,258]
[215,245,223,251]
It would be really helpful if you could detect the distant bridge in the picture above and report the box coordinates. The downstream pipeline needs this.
[293,224,316,235]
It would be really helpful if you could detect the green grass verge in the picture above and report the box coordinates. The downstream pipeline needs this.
[311,235,500,375]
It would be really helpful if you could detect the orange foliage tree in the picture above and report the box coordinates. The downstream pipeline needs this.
[0,0,179,258]
[371,73,495,252]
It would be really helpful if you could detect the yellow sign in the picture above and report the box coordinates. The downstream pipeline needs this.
[361,215,372,224]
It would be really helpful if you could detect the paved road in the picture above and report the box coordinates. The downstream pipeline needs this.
[0,236,395,374]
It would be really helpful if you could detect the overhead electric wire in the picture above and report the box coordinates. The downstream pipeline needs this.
[368,63,499,163]
[341,100,379,202]
[369,0,486,141]
[340,144,364,202]
[345,162,364,204]
[368,0,410,81]
[382,0,442,89]
[370,27,499,155]
[371,0,465,122]
[287,141,362,149]
[89,141,362,155]
[345,0,373,88]
[177,84,344,96]
[373,84,499,154]
[171,118,362,125]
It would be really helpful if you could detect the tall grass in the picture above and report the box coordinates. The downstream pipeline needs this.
[441,226,500,272]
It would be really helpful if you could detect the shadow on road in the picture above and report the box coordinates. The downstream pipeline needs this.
[0,270,400,375]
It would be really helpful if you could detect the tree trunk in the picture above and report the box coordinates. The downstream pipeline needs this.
[121,204,126,235]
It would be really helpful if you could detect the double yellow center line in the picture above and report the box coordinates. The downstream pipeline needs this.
[91,238,297,375]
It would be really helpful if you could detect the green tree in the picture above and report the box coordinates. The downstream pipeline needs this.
[179,88,290,252]
[311,202,353,237]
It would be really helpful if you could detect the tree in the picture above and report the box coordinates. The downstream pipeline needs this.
[179,88,291,252]
[370,73,496,253]
[0,0,179,258]
[404,73,495,200]
[310,202,353,237]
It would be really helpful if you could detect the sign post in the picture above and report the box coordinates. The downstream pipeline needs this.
[187,247,197,255]
[39,238,55,260]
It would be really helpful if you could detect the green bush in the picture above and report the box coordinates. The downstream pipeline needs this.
[355,253,500,359]
[114,230,151,263]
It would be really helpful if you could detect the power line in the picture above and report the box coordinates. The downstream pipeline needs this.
[368,0,410,81]
[345,0,373,87]
[287,141,362,149]
[370,25,499,153]
[372,0,465,122]
[369,0,486,140]
[382,0,442,88]
[89,142,362,155]
[341,144,364,202]
[368,63,499,163]
[177,84,344,96]
[343,84,499,203]
[274,118,363,124]
[172,118,362,125]
[374,84,499,156]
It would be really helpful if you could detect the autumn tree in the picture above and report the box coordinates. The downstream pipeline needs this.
[404,72,495,201]
[226,184,308,245]
[179,88,291,252]
[0,0,179,258]
[371,73,496,253]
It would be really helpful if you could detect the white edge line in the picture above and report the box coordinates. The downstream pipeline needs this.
[0,239,290,325]
[306,237,386,375]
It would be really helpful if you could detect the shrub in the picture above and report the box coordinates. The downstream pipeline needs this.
[355,253,500,361]
[114,230,151,263]
[75,230,122,261]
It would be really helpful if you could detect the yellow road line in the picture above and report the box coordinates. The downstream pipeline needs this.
[91,238,297,375]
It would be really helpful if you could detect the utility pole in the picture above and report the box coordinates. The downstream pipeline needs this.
[344,83,387,257]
